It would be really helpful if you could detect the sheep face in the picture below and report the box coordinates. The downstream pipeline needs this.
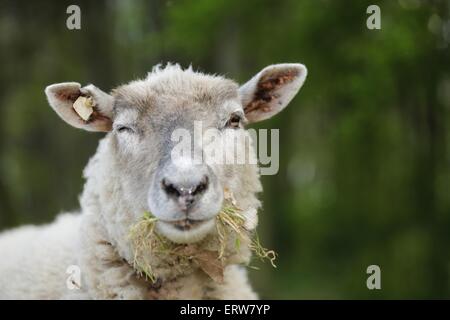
[45,63,307,245]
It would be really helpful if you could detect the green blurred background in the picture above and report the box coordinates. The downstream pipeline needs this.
[0,0,449,299]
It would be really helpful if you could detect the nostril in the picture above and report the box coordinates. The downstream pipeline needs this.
[193,176,209,195]
[161,179,180,197]
[161,175,209,205]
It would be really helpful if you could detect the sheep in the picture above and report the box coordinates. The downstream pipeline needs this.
[0,63,307,299]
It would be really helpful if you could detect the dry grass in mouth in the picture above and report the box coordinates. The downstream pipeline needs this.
[128,202,277,283]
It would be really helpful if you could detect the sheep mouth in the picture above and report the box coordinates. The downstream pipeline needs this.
[163,218,213,231]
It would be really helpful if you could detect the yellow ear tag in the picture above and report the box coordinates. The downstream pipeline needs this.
[73,96,95,121]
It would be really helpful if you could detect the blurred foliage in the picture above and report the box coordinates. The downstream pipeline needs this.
[0,0,449,298]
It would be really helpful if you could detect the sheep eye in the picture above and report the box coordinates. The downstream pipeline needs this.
[225,113,242,129]
[116,125,134,133]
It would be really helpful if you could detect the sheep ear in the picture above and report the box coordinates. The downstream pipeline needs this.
[45,82,114,132]
[239,63,307,123]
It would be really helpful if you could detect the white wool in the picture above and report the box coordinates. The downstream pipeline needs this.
[0,213,82,299]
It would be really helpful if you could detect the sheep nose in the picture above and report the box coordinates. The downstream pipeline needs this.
[161,175,209,211]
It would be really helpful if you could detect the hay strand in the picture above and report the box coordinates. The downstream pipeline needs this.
[129,201,277,283]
